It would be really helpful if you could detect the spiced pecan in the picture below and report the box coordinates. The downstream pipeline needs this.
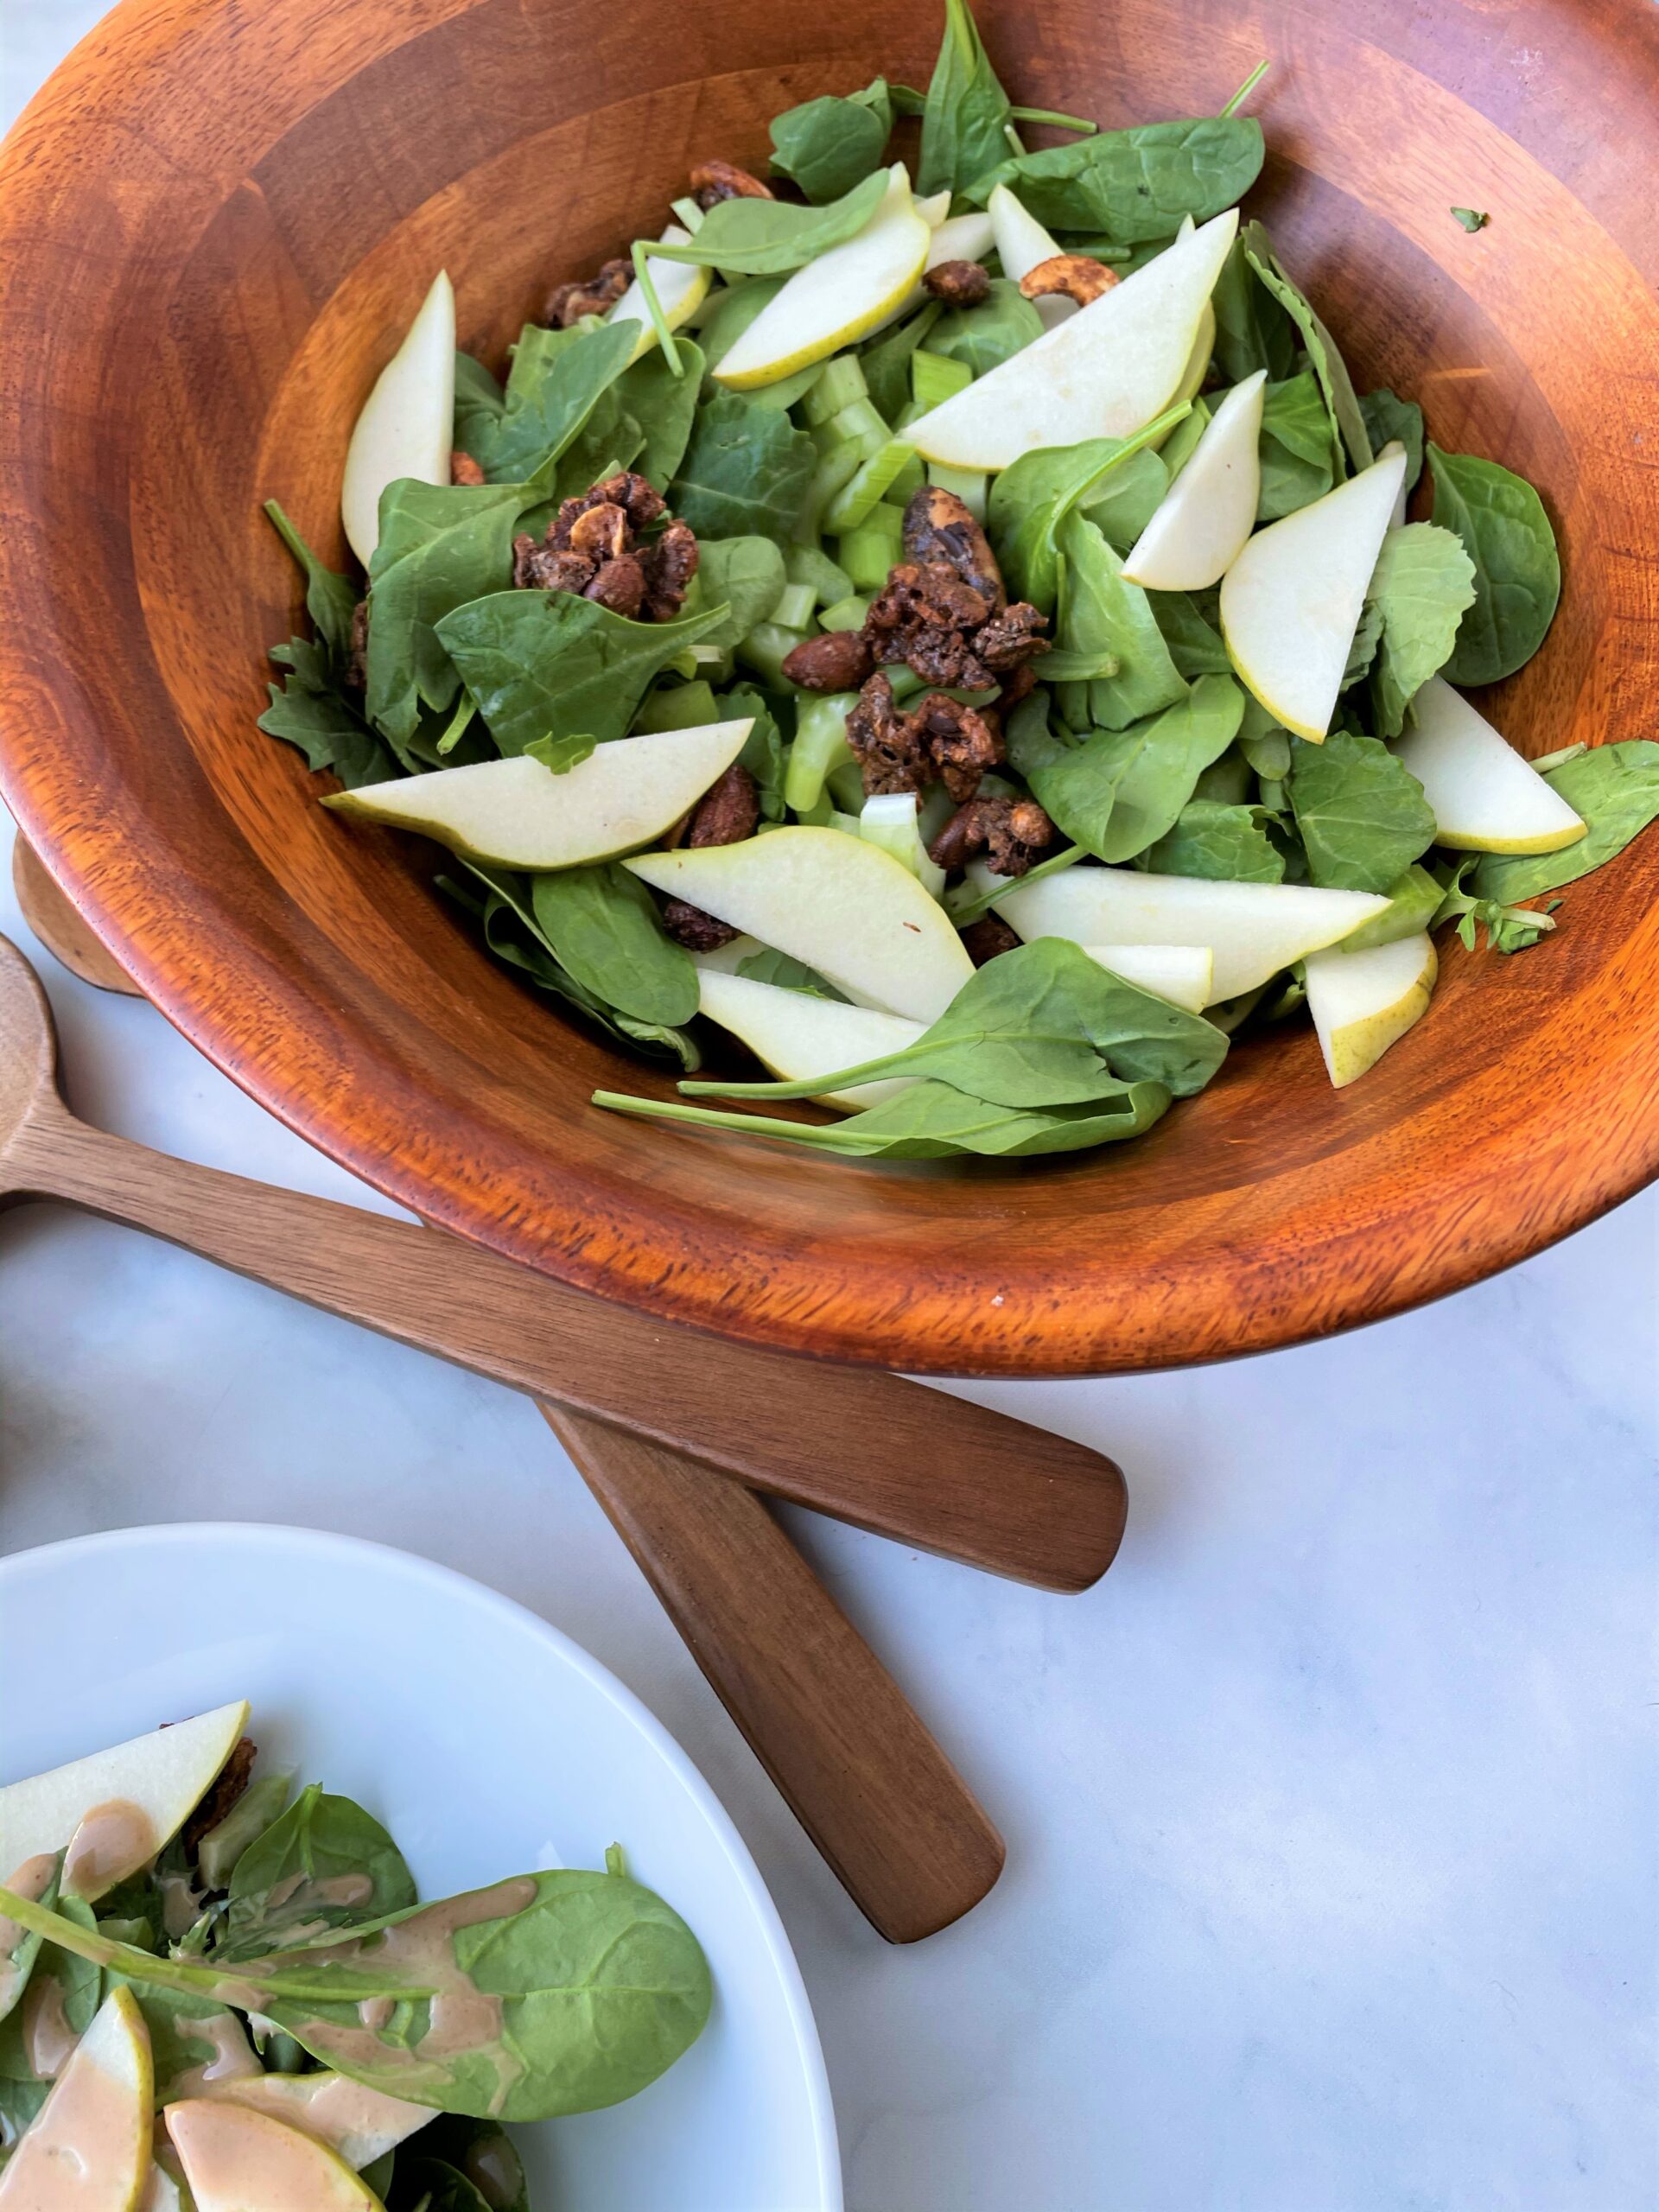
[959,914,1022,966]
[567,501,631,561]
[662,899,741,952]
[450,449,486,486]
[584,554,647,618]
[781,628,875,692]
[690,160,774,210]
[182,1737,257,1860]
[1018,253,1119,307]
[996,662,1040,712]
[514,474,692,620]
[346,598,369,692]
[922,258,991,308]
[902,486,1005,607]
[928,794,1054,876]
[639,518,699,620]
[553,472,664,547]
[912,692,1004,800]
[864,561,998,686]
[973,601,1051,674]
[512,535,596,594]
[544,257,633,328]
[845,672,931,796]
[686,762,760,848]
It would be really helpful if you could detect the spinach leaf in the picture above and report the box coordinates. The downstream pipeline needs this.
[107,1982,258,2102]
[387,2117,528,2212]
[221,1787,416,1957]
[435,591,730,755]
[1432,855,1557,953]
[917,0,1016,199]
[1211,234,1299,385]
[1236,693,1292,781]
[1055,510,1188,729]
[1023,675,1244,863]
[670,392,817,543]
[1242,224,1373,475]
[0,1867,712,2126]
[964,117,1264,240]
[1257,371,1336,520]
[858,302,941,423]
[1341,862,1446,950]
[596,1077,1173,1157]
[0,1859,59,2031]
[925,278,1043,378]
[1287,728,1437,893]
[1342,600,1383,689]
[1471,741,1659,904]
[684,931,1228,1106]
[1451,207,1490,232]
[646,171,887,275]
[721,683,788,820]
[453,351,505,463]
[0,1896,101,2129]
[389,2156,492,2212]
[735,949,847,998]
[988,411,1185,613]
[531,867,698,1027]
[264,501,358,658]
[365,482,528,745]
[1359,388,1425,490]
[1084,448,1171,551]
[695,280,788,376]
[695,536,787,647]
[1146,798,1285,881]
[480,320,637,486]
[1148,588,1232,677]
[259,637,397,790]
[770,81,893,202]
[1426,445,1560,684]
[1363,521,1476,736]
[620,338,705,492]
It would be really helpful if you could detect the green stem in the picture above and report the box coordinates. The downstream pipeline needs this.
[1009,105,1099,134]
[1002,121,1027,160]
[945,842,1086,927]
[1218,60,1269,118]
[263,499,308,567]
[591,1091,861,1150]
[630,240,682,378]
[435,695,476,757]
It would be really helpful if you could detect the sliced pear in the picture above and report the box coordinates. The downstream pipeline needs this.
[1378,437,1410,528]
[1122,371,1266,589]
[985,184,1074,330]
[627,827,974,1021]
[1080,944,1213,1013]
[715,167,931,390]
[1305,931,1436,1088]
[326,720,752,869]
[860,792,946,898]
[166,2101,382,2212]
[1392,676,1586,855]
[141,2168,183,2212]
[915,189,952,227]
[340,270,454,568]
[697,973,923,1109]
[926,211,996,269]
[906,209,1237,472]
[0,1986,153,2211]
[1218,447,1407,741]
[977,863,1388,1001]
[1,1703,249,1903]
[607,225,713,364]
[193,2071,429,2171]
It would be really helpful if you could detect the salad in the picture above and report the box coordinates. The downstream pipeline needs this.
[257,0,1659,1164]
[0,1702,709,2209]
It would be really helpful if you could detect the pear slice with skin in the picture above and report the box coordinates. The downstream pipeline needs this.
[986,183,1075,330]
[1080,944,1214,1014]
[607,225,712,364]
[192,2071,429,2171]
[1305,931,1436,1088]
[975,861,1389,1001]
[0,1986,153,2211]
[1392,676,1586,855]
[1219,447,1408,741]
[627,827,974,1021]
[697,972,924,1110]
[906,209,1237,472]
[1122,371,1267,589]
[166,2102,383,2212]
[340,270,454,568]
[927,211,995,267]
[715,167,931,390]
[0,1702,250,1903]
[326,719,753,869]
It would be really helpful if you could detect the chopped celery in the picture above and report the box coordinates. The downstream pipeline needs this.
[797,441,868,540]
[818,594,871,632]
[912,348,973,410]
[634,679,720,733]
[828,760,868,813]
[883,450,926,508]
[792,790,837,827]
[736,621,807,689]
[812,395,890,461]
[885,664,927,703]
[747,361,827,412]
[670,196,706,233]
[861,791,946,898]
[836,505,904,591]
[822,440,919,533]
[925,461,988,521]
[829,807,864,837]
[785,691,858,810]
[786,543,855,607]
[802,355,869,426]
[771,580,818,631]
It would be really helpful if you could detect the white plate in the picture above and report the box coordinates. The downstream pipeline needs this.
[0,1522,841,2212]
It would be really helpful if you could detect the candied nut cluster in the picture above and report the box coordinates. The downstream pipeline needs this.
[690,160,773,210]
[844,675,1006,803]
[659,765,761,951]
[922,258,991,308]
[512,471,699,622]
[1017,253,1119,307]
[544,257,633,328]
[928,794,1055,878]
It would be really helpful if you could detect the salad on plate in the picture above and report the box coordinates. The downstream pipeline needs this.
[257,0,1659,1163]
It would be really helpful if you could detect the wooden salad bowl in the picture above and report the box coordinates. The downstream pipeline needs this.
[0,0,1655,1376]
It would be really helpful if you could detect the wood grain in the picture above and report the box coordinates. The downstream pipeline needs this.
[0,0,1654,1376]
[11,841,141,996]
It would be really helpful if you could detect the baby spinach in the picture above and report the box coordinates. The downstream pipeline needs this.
[965,117,1264,241]
[1148,588,1232,677]
[1243,224,1373,475]
[1257,372,1336,520]
[479,321,637,487]
[388,2117,528,2212]
[695,536,788,647]
[695,280,788,376]
[770,80,893,202]
[1055,510,1187,729]
[454,352,505,461]
[1451,207,1490,232]
[1211,234,1298,385]
[531,866,699,1027]
[1433,856,1557,952]
[1022,675,1244,863]
[0,1866,713,2126]
[365,482,530,746]
[1426,445,1560,684]
[647,170,887,276]
[720,682,788,819]
[1359,388,1425,490]
[989,410,1187,613]
[1340,862,1445,950]
[917,0,1016,199]
[1147,798,1285,883]
[1471,741,1659,904]
[1363,521,1476,736]
[1084,448,1172,551]
[221,1787,416,1958]
[620,337,706,492]
[858,302,941,423]
[1287,728,1436,893]
[735,948,847,997]
[0,1893,101,2133]
[925,279,1044,378]
[260,636,397,790]
[670,391,817,543]
[107,1982,258,2103]
[264,501,359,660]
[435,591,730,754]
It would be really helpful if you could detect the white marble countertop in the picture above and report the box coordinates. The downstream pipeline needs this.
[3,15,1656,2208]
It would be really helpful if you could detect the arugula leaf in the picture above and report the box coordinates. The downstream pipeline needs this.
[770,81,893,202]
[1426,445,1560,684]
[1432,856,1556,953]
[1257,371,1336,520]
[695,536,788,647]
[264,501,358,658]
[1451,207,1490,232]
[735,948,848,997]
[530,866,698,1027]
[1242,223,1373,475]
[365,481,528,745]
[221,1787,416,1957]
[1363,521,1476,736]
[1287,728,1437,893]
[453,350,505,462]
[1021,674,1244,862]
[925,278,1044,378]
[988,410,1187,613]
[259,640,396,790]
[964,117,1264,240]
[619,337,706,492]
[1054,510,1188,729]
[1146,798,1285,882]
[436,591,732,755]
[480,320,637,486]
[917,0,1016,198]
[859,302,942,423]
[1358,388,1425,490]
[670,391,817,543]
[1211,234,1299,385]
[645,171,887,275]
[1471,741,1659,904]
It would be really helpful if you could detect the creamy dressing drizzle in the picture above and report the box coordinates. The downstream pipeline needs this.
[63,1799,157,1898]
[168,2009,263,2097]
[0,1852,58,2015]
[158,1870,207,1942]
[22,1970,79,2078]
